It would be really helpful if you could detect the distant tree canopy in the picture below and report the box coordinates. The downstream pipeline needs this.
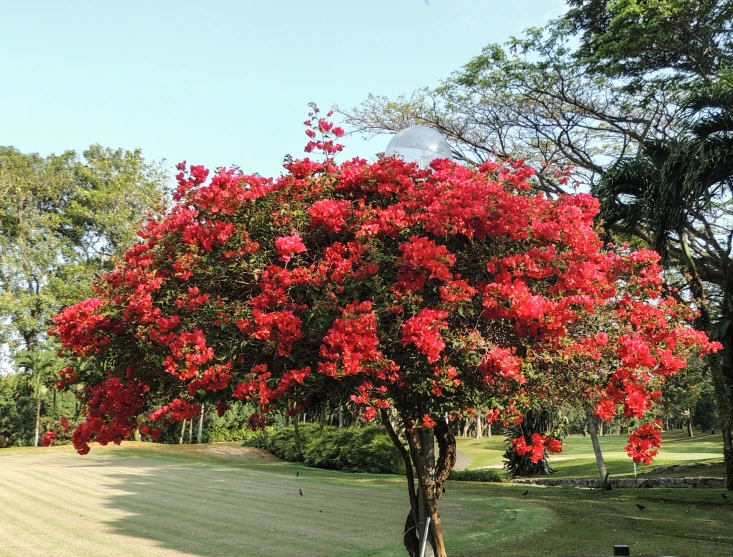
[564,0,733,83]
[0,145,168,355]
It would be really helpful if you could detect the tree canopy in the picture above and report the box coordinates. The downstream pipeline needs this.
[565,0,733,82]
[0,145,168,354]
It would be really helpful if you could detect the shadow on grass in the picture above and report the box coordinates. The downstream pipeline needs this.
[97,451,555,557]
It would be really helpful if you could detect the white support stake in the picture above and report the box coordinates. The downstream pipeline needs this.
[419,517,431,557]
[633,462,637,478]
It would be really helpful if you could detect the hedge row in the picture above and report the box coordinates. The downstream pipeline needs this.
[244,424,403,474]
[447,469,505,482]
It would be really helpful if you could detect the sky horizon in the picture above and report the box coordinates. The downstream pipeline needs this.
[1,0,565,180]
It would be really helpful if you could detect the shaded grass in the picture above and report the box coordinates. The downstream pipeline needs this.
[451,483,733,557]
[457,430,725,478]
[1,442,731,556]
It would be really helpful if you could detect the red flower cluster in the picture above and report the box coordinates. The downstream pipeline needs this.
[478,347,524,383]
[49,298,112,356]
[320,301,385,376]
[625,421,662,465]
[41,431,57,446]
[401,309,449,363]
[308,199,352,232]
[275,235,307,262]
[510,432,563,464]
[251,309,303,357]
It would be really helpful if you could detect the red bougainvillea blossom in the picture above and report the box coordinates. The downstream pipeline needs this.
[41,431,57,446]
[625,421,663,465]
[511,432,563,464]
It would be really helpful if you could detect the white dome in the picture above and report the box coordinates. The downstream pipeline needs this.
[385,126,452,168]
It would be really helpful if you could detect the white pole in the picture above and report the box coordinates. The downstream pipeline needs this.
[419,517,431,557]
[633,462,637,478]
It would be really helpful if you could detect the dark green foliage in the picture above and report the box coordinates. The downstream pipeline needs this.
[244,424,403,474]
[503,407,565,477]
[564,0,733,82]
[448,469,504,483]
[0,378,34,447]
[0,371,79,447]
[695,390,721,432]
[205,402,258,443]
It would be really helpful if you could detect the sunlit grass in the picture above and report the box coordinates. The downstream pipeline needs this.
[457,430,725,478]
[1,442,730,557]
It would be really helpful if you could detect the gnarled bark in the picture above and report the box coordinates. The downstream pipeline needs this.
[382,412,457,556]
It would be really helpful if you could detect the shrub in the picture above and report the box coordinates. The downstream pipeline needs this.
[448,469,505,483]
[245,424,402,474]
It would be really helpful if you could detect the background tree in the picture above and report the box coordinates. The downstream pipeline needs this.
[13,348,61,446]
[0,145,168,355]
[338,23,679,193]
[564,0,733,84]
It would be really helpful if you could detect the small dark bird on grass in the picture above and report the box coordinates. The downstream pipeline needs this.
[636,504,646,511]
[522,490,529,496]
[442,486,446,494]
[723,493,729,502]
[296,471,299,477]
[299,489,303,496]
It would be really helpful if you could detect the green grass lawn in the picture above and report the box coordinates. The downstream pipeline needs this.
[1,441,732,556]
[457,430,725,479]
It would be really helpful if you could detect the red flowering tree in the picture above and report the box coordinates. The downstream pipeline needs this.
[50,109,719,557]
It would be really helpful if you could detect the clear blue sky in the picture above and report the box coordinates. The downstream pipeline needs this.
[1,0,565,178]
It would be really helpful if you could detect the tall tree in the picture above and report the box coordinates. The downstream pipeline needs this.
[595,77,733,488]
[564,0,733,83]
[0,145,167,355]
[339,23,679,193]
[13,348,62,446]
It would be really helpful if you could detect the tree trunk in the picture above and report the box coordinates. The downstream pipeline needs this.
[686,411,694,438]
[475,414,482,439]
[338,406,344,428]
[293,413,302,459]
[34,395,41,447]
[197,404,205,444]
[714,353,733,490]
[188,415,193,443]
[179,419,186,444]
[319,404,327,431]
[383,412,455,557]
[487,422,492,438]
[462,420,470,437]
[418,428,438,557]
[585,407,609,488]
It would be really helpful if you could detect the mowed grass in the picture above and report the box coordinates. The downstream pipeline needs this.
[457,430,725,478]
[1,442,732,557]
[0,442,552,557]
